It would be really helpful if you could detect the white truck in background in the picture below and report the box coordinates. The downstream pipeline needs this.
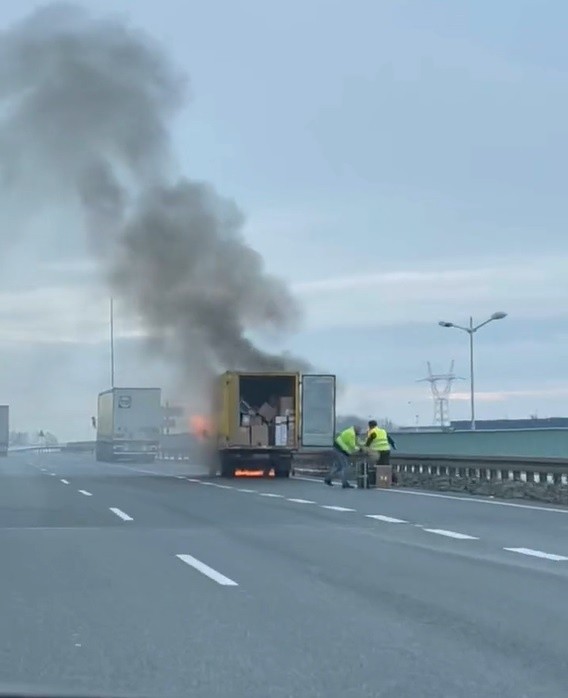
[95,388,161,463]
[0,406,8,457]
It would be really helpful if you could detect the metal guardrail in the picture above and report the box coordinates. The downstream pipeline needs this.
[393,454,568,486]
[9,445,62,453]
[290,452,568,486]
[9,442,568,487]
[8,441,96,454]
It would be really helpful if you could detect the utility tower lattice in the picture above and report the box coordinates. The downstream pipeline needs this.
[417,361,463,428]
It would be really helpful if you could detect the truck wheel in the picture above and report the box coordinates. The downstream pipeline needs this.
[220,454,235,478]
[221,463,235,478]
[274,458,292,478]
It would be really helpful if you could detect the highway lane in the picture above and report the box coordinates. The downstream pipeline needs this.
[42,451,568,561]
[1,452,567,697]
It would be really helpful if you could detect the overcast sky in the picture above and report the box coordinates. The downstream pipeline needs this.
[0,0,567,439]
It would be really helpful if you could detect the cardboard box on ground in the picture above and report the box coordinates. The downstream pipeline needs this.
[238,396,295,447]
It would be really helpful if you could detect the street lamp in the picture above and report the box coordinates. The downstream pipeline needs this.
[438,312,508,430]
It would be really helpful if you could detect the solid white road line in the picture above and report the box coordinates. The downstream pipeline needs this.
[287,498,316,504]
[109,507,133,522]
[504,547,568,561]
[376,486,568,514]
[60,479,69,485]
[292,475,568,515]
[320,505,356,512]
[237,488,256,493]
[176,554,238,586]
[366,514,408,523]
[78,490,92,497]
[259,493,283,498]
[423,528,479,540]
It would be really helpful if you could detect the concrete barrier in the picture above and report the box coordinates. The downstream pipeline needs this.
[391,428,568,459]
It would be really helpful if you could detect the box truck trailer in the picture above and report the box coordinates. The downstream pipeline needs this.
[213,372,336,478]
[96,388,161,463]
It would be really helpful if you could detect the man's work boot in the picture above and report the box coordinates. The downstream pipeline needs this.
[342,482,354,489]
[324,478,333,486]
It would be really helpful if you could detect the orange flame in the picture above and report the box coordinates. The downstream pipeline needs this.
[189,415,211,440]
[235,469,274,477]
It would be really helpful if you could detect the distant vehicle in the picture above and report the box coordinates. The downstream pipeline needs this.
[95,388,161,463]
[0,406,8,457]
[211,371,336,478]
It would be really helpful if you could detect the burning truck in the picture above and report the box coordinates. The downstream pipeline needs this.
[206,371,337,478]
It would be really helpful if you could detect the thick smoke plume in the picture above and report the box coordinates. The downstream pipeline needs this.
[0,3,308,384]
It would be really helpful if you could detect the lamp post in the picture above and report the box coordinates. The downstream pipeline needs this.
[110,297,115,389]
[438,312,507,430]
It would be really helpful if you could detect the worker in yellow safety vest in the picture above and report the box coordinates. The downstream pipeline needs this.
[324,425,363,489]
[365,420,397,484]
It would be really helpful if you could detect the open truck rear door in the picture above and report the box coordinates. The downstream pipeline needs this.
[300,374,336,448]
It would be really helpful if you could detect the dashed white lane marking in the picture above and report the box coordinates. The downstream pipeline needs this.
[423,528,479,540]
[78,490,92,497]
[288,498,316,504]
[201,482,216,486]
[176,475,185,479]
[214,484,234,490]
[60,479,69,485]
[259,493,283,498]
[176,554,238,586]
[320,505,356,512]
[109,507,133,522]
[237,488,256,493]
[50,473,57,476]
[504,547,568,561]
[186,478,201,483]
[366,514,408,523]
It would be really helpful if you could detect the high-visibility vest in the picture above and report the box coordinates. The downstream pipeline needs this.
[367,426,390,451]
[335,426,358,454]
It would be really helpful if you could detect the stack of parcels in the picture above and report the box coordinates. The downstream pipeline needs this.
[275,396,295,447]
[237,399,270,446]
[236,396,296,447]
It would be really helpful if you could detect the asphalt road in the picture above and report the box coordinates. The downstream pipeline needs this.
[1,452,568,698]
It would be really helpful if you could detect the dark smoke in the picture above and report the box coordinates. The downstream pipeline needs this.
[0,3,309,381]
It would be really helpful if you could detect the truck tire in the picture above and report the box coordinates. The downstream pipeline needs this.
[274,457,292,478]
[220,453,236,478]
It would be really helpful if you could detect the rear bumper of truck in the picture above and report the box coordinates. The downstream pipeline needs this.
[217,447,295,477]
[96,439,158,462]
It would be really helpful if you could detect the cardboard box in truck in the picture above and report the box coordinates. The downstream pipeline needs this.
[96,387,161,463]
[215,371,336,478]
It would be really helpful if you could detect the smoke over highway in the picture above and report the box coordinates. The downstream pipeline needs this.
[0,3,308,386]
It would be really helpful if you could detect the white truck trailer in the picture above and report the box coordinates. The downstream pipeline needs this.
[96,388,161,463]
